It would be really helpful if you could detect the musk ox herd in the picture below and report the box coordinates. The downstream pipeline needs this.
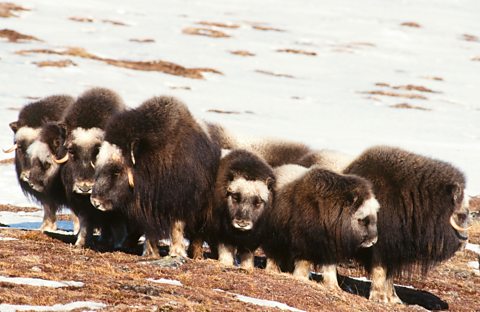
[4,88,472,304]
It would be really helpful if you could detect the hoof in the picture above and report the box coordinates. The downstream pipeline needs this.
[369,291,403,304]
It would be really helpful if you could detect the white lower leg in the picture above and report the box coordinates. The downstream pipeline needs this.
[239,251,254,270]
[169,220,187,257]
[293,259,312,281]
[265,258,281,273]
[218,243,236,266]
[321,264,340,290]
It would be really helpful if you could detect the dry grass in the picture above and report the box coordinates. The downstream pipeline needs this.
[182,27,230,38]
[0,217,479,311]
[0,204,40,213]
[129,38,155,43]
[401,22,421,28]
[362,90,428,100]
[102,19,128,26]
[422,76,444,81]
[276,48,317,56]
[393,84,437,93]
[0,2,29,18]
[197,21,240,29]
[0,158,14,164]
[33,59,77,68]
[68,16,94,23]
[390,103,431,111]
[461,34,479,42]
[255,69,294,79]
[0,29,41,42]
[472,56,480,61]
[16,47,222,79]
[230,50,255,57]
[251,25,285,32]
[206,109,254,115]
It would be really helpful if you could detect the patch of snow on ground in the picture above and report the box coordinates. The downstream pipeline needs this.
[468,261,479,270]
[0,236,18,241]
[214,289,305,312]
[465,243,480,255]
[147,278,183,287]
[0,210,74,232]
[0,301,106,312]
[0,275,84,288]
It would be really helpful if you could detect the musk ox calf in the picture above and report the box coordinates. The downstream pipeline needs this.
[344,146,470,304]
[208,149,275,269]
[261,165,379,289]
[5,95,74,231]
[91,96,220,259]
[28,88,127,247]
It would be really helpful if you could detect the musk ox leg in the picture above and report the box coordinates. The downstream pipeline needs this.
[39,203,58,232]
[187,237,204,260]
[320,264,341,290]
[218,243,236,266]
[265,258,281,273]
[239,251,254,270]
[142,235,160,257]
[369,265,402,304]
[74,214,94,248]
[169,220,187,258]
[72,212,80,235]
[293,259,312,282]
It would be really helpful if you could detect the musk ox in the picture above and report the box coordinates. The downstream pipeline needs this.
[261,165,379,289]
[90,96,220,259]
[28,88,127,247]
[208,149,275,269]
[4,95,74,231]
[204,121,354,171]
[344,146,470,303]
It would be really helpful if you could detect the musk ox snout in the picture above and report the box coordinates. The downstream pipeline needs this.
[352,196,380,249]
[20,170,30,182]
[90,196,112,211]
[73,181,94,194]
[232,218,254,231]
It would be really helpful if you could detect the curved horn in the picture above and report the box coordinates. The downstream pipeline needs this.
[450,215,471,232]
[52,153,69,164]
[127,168,134,188]
[90,161,95,169]
[130,149,136,166]
[2,143,17,153]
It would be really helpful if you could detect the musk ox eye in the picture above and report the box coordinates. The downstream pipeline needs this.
[231,193,241,203]
[358,217,370,226]
[43,162,51,170]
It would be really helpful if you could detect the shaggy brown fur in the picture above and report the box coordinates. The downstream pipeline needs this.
[344,146,468,303]
[208,149,275,266]
[261,167,378,272]
[7,95,74,231]
[92,96,220,257]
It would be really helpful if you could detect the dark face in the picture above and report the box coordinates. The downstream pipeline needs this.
[91,142,133,212]
[225,177,272,231]
[350,194,380,249]
[27,140,61,192]
[64,128,103,195]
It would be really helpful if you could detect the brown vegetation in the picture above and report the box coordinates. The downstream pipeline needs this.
[206,109,254,115]
[129,38,155,43]
[0,29,40,42]
[362,90,428,100]
[472,56,480,61]
[401,22,421,28]
[69,16,94,23]
[102,19,128,26]
[255,69,294,79]
[33,59,77,68]
[390,103,430,111]
[0,158,14,164]
[461,34,479,42]
[252,25,285,32]
[197,21,240,29]
[276,48,317,56]
[182,27,230,38]
[230,50,255,57]
[0,2,29,18]
[16,47,222,79]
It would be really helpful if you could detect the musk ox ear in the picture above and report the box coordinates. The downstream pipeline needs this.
[9,121,18,133]
[58,123,68,141]
[446,182,462,203]
[266,177,275,191]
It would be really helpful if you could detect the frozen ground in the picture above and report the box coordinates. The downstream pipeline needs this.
[0,0,479,207]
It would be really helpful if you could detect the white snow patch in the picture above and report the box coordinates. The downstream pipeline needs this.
[0,236,18,241]
[467,261,479,270]
[147,278,183,286]
[0,275,84,288]
[0,301,106,312]
[0,210,74,232]
[214,289,305,312]
[465,243,480,255]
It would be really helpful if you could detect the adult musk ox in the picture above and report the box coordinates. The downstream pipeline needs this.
[90,96,220,259]
[209,149,275,269]
[4,95,74,231]
[261,165,379,289]
[344,146,471,304]
[28,88,127,247]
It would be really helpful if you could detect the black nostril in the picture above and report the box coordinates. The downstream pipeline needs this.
[79,184,92,192]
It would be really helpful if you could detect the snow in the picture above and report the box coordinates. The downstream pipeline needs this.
[147,278,183,287]
[468,261,479,270]
[215,289,305,312]
[0,301,106,312]
[0,209,74,232]
[0,236,18,241]
[0,0,479,202]
[0,275,84,288]
[465,243,480,255]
